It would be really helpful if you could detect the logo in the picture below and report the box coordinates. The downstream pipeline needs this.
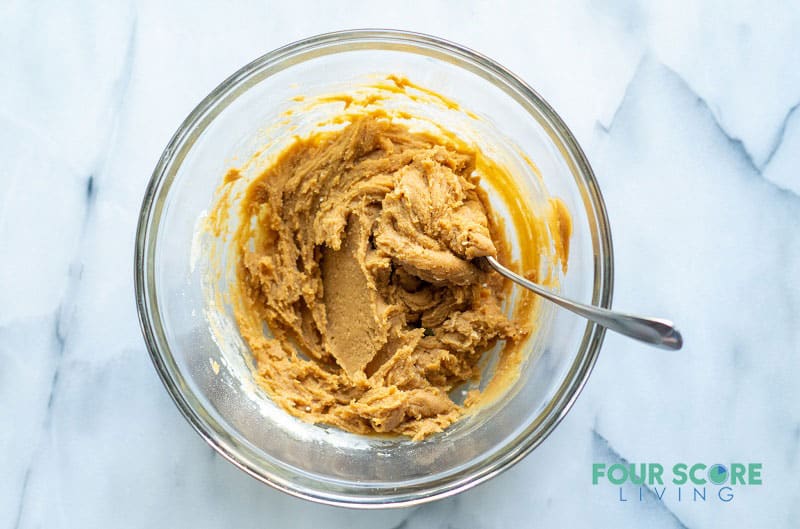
[592,462,762,503]
[708,464,728,485]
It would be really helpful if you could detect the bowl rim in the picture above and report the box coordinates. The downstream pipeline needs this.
[134,28,613,508]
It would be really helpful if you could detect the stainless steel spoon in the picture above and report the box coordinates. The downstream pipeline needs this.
[482,256,683,350]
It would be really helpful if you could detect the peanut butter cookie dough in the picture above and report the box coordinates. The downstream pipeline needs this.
[218,93,570,440]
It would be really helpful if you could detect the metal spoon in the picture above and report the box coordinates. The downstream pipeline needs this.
[482,256,683,350]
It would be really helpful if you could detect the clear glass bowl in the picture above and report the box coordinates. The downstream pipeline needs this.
[135,29,613,508]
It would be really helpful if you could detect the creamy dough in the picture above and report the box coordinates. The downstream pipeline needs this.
[229,112,553,440]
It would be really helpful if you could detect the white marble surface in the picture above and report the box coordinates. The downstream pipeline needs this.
[2,1,799,527]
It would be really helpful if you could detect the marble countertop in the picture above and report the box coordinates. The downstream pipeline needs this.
[2,1,798,527]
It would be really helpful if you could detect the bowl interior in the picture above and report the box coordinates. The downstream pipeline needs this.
[137,31,610,507]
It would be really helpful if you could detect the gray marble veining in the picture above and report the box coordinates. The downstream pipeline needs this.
[1,1,798,527]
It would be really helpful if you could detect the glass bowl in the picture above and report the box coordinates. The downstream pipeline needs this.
[135,29,613,508]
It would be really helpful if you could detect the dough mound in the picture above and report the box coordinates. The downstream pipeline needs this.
[234,114,527,440]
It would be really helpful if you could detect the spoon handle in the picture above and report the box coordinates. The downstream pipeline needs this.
[484,256,683,350]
